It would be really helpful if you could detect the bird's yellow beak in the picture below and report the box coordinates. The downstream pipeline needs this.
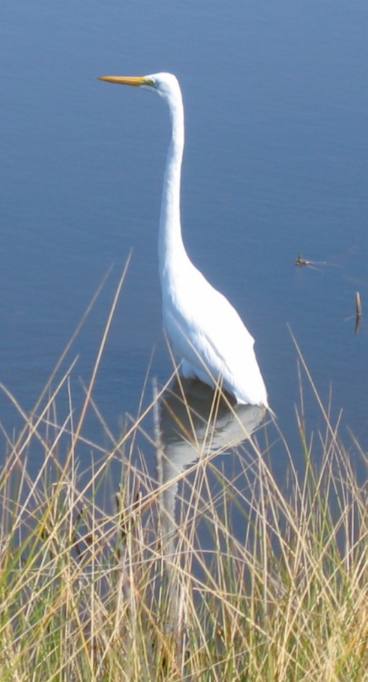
[98,75,150,87]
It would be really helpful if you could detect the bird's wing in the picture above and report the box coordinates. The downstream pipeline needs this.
[163,267,264,403]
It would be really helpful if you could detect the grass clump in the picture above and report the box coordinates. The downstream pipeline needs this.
[0,280,366,681]
[0,375,366,682]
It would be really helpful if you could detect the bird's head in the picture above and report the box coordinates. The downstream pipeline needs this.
[98,72,180,102]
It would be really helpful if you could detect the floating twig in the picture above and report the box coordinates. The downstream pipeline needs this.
[355,291,362,334]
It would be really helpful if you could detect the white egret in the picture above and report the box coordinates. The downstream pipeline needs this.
[99,72,268,407]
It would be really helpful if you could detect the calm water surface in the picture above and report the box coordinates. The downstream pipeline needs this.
[1,0,368,468]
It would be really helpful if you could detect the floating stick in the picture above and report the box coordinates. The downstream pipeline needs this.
[355,291,362,334]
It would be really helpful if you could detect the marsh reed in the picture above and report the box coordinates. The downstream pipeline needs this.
[0,272,366,681]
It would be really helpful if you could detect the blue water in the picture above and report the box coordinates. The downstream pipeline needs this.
[1,0,368,463]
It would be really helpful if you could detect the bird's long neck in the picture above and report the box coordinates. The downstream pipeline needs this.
[159,89,187,283]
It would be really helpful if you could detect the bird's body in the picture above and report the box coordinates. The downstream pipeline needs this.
[161,254,267,405]
[99,72,268,407]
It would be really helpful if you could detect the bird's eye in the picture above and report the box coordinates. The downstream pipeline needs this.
[145,77,156,88]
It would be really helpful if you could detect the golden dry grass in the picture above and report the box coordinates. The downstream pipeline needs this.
[0,273,366,681]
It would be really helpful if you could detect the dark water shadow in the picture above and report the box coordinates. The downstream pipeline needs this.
[155,378,266,624]
[157,380,266,534]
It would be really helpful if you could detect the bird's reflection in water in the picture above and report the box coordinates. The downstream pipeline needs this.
[155,379,265,632]
[156,378,266,558]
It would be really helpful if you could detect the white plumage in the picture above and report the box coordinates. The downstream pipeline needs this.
[99,72,268,407]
